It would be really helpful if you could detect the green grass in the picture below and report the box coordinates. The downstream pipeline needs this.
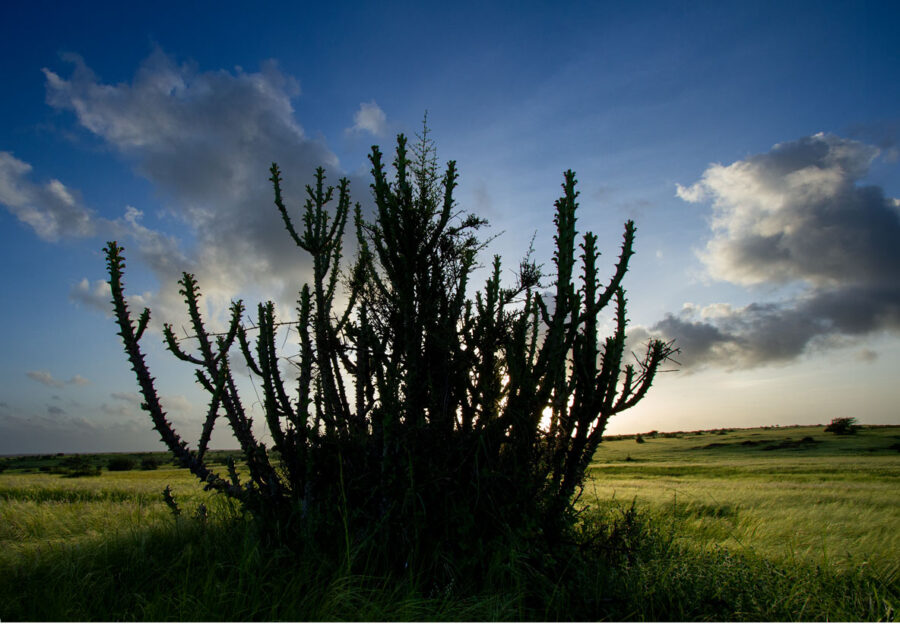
[1,425,897,620]
[586,425,900,577]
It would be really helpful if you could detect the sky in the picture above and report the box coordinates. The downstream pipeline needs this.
[1,0,898,454]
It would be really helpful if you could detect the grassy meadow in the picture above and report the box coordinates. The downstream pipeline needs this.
[1,424,898,621]
[587,425,900,575]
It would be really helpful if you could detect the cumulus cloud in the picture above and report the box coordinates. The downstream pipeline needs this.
[44,49,356,330]
[70,278,112,313]
[680,133,895,287]
[347,100,388,137]
[0,151,96,241]
[27,371,92,387]
[27,370,65,388]
[662,133,900,370]
[110,391,141,404]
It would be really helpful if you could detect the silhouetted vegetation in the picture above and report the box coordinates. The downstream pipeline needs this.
[104,129,676,582]
[107,456,136,472]
[140,457,160,470]
[60,456,100,478]
[825,417,860,435]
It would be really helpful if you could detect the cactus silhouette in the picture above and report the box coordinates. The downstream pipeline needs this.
[105,128,676,572]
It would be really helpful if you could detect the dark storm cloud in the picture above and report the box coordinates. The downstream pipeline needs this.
[664,133,900,369]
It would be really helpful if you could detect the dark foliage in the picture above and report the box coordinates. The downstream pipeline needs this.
[140,457,160,470]
[107,456,136,471]
[825,417,860,435]
[60,455,100,478]
[104,131,676,578]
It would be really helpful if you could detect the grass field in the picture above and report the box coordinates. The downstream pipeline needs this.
[587,425,900,575]
[1,425,898,620]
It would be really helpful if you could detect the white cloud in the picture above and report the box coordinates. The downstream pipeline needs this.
[684,133,889,287]
[675,182,706,203]
[347,100,388,137]
[0,151,96,241]
[70,278,111,313]
[27,371,65,388]
[26,371,90,387]
[661,133,900,370]
[110,391,141,404]
[44,49,353,332]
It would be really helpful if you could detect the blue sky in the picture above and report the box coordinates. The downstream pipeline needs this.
[1,1,898,453]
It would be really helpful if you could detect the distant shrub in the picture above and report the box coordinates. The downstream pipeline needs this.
[108,456,136,471]
[140,457,160,470]
[61,455,101,477]
[636,434,646,444]
[64,465,101,477]
[825,417,860,435]
[0,461,7,474]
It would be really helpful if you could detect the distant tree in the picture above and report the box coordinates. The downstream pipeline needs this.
[105,128,676,579]
[140,457,160,470]
[108,456,136,471]
[824,417,860,435]
[61,455,100,477]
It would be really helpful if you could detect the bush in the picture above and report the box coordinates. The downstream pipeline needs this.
[105,129,676,578]
[61,456,100,478]
[107,456,136,471]
[824,417,860,435]
[140,457,160,470]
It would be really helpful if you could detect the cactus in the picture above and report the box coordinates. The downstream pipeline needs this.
[105,129,676,572]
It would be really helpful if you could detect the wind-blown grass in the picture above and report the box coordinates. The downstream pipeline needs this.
[586,425,900,577]
[1,425,897,621]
